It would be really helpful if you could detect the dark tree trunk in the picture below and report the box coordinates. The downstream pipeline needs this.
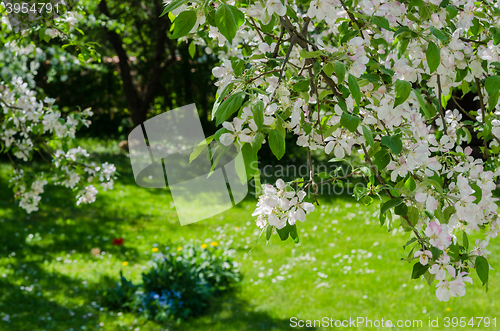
[98,0,174,128]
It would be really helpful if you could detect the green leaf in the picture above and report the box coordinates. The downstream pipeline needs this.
[446,5,459,19]
[189,136,214,163]
[252,132,265,154]
[379,212,386,226]
[443,205,456,223]
[250,224,267,252]
[381,198,404,215]
[251,100,265,131]
[170,11,197,39]
[448,242,460,260]
[160,0,186,17]
[404,237,417,248]
[455,68,468,83]
[205,5,217,26]
[491,27,500,45]
[289,224,299,243]
[371,16,391,30]
[353,186,368,201]
[230,57,245,77]
[475,256,489,286]
[188,41,196,58]
[417,178,444,194]
[462,231,469,250]
[413,89,431,119]
[299,49,323,58]
[240,143,257,183]
[215,82,234,104]
[362,125,375,150]
[292,80,310,92]
[266,224,272,242]
[470,183,482,204]
[269,129,286,160]
[397,38,410,59]
[430,27,448,43]
[394,79,412,108]
[214,127,229,142]
[420,3,431,21]
[412,262,429,279]
[340,113,360,133]
[334,62,347,83]
[215,4,245,43]
[403,206,419,231]
[489,91,499,111]
[381,135,403,154]
[394,203,408,216]
[214,91,246,126]
[430,247,441,260]
[323,63,335,77]
[276,224,290,241]
[373,149,390,170]
[485,75,500,96]
[359,166,374,185]
[426,41,441,73]
[424,270,436,286]
[348,74,362,106]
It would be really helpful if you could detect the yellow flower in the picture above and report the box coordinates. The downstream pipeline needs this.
[211,241,218,247]
[152,247,159,252]
[201,243,208,249]
[177,246,182,251]
[446,307,451,312]
[122,261,129,266]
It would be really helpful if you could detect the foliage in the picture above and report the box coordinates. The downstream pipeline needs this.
[100,242,241,323]
[0,3,116,212]
[167,0,500,302]
[0,156,498,330]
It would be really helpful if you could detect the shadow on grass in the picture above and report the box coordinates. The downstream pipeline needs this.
[0,267,101,330]
[0,164,141,329]
[0,159,309,330]
[166,294,316,331]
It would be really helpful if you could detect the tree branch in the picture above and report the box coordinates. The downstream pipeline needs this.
[475,77,489,159]
[361,144,428,250]
[437,75,448,135]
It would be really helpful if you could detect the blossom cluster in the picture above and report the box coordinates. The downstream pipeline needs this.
[252,179,315,230]
[167,0,500,301]
[1,36,115,213]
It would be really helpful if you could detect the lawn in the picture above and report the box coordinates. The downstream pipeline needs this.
[0,139,498,331]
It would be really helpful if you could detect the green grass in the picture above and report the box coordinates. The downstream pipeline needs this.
[0,145,498,331]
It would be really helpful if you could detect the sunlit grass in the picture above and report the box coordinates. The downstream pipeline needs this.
[0,147,498,330]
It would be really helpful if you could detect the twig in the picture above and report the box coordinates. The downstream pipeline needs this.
[451,95,476,121]
[37,149,52,167]
[270,36,297,102]
[271,27,285,59]
[0,98,23,110]
[248,69,282,84]
[361,144,428,250]
[249,17,265,43]
[339,0,365,36]
[6,152,18,171]
[459,37,488,45]
[437,75,448,135]
[475,77,489,159]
